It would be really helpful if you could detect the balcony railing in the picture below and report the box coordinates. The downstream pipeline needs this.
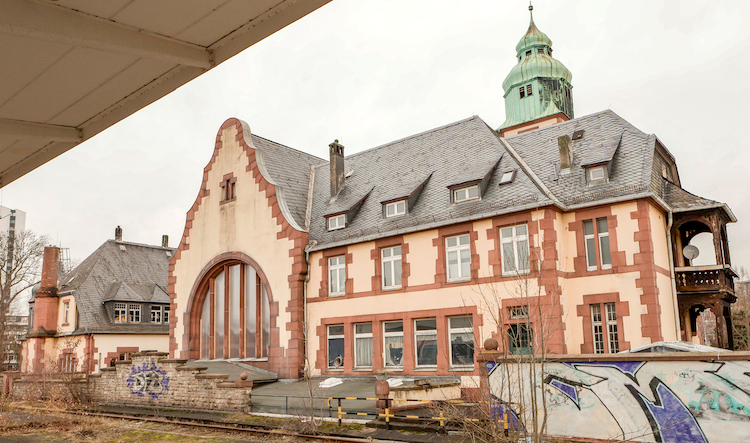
[675,265,736,294]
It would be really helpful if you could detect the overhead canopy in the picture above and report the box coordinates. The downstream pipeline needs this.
[0,0,331,187]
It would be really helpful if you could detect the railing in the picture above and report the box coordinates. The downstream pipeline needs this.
[675,266,735,294]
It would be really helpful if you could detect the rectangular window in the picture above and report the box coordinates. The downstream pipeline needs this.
[508,324,533,355]
[383,321,404,367]
[449,316,474,367]
[328,324,345,368]
[453,185,480,203]
[385,200,406,218]
[446,234,471,281]
[519,86,525,99]
[381,246,402,289]
[499,170,516,185]
[526,84,533,96]
[587,165,608,186]
[592,303,619,353]
[151,306,162,324]
[114,303,127,323]
[328,255,346,296]
[354,323,373,368]
[583,218,611,271]
[500,224,529,275]
[328,214,346,231]
[415,318,437,367]
[509,306,528,320]
[164,306,170,324]
[537,47,544,54]
[128,304,141,323]
[63,302,70,325]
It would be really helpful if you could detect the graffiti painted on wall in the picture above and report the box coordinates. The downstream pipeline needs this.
[126,362,170,399]
[488,359,750,443]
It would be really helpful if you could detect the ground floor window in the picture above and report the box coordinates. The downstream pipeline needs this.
[383,321,404,367]
[199,262,270,359]
[449,316,474,366]
[508,324,533,355]
[354,323,373,368]
[415,318,438,367]
[592,303,619,353]
[328,324,345,368]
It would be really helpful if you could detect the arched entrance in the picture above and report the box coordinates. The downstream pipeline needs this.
[187,256,272,360]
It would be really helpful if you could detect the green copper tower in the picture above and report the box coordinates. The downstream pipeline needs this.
[499,6,573,132]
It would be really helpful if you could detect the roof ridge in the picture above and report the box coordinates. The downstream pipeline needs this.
[251,133,326,162]
[314,115,483,169]
[106,239,175,251]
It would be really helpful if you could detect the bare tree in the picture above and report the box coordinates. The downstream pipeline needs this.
[0,230,50,369]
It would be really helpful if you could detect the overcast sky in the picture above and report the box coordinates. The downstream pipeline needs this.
[2,1,749,286]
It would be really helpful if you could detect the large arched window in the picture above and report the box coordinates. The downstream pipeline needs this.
[198,262,270,359]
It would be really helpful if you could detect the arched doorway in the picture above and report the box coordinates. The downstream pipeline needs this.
[190,259,271,360]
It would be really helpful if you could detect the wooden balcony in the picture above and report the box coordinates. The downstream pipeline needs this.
[674,265,736,295]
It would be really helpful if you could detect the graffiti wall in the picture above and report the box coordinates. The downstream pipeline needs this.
[486,356,750,442]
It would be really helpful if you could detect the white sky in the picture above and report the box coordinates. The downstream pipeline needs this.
[2,0,749,275]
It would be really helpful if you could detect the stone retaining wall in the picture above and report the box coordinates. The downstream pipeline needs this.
[9,352,252,412]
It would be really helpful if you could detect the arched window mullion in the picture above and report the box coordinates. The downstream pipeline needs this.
[239,264,246,359]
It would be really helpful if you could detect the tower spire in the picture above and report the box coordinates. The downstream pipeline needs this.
[498,5,574,135]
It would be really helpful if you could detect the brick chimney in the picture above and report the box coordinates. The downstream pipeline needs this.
[558,134,573,174]
[329,140,345,198]
[162,235,169,248]
[31,246,60,335]
[115,225,122,242]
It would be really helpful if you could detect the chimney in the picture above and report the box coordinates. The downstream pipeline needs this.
[329,139,345,198]
[558,135,573,173]
[162,235,169,248]
[115,225,122,242]
[32,246,60,335]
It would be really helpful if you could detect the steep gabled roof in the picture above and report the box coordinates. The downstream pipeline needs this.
[309,116,552,248]
[56,240,175,335]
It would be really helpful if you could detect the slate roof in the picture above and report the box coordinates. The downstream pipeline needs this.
[54,240,175,335]
[249,134,326,230]
[300,109,734,250]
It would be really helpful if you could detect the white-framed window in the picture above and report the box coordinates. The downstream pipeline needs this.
[164,306,170,324]
[453,185,480,203]
[327,324,345,368]
[583,218,611,271]
[385,200,406,218]
[128,304,141,323]
[449,316,474,367]
[63,301,70,324]
[381,246,402,290]
[446,234,471,282]
[354,323,373,368]
[591,303,619,354]
[509,306,528,320]
[383,321,404,367]
[151,306,162,323]
[587,166,607,185]
[328,255,346,296]
[328,214,346,231]
[499,170,516,185]
[414,318,437,367]
[501,224,530,275]
[114,303,127,323]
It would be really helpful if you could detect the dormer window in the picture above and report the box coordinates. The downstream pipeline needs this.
[586,165,609,186]
[499,170,517,185]
[385,200,406,218]
[328,214,346,231]
[453,185,480,204]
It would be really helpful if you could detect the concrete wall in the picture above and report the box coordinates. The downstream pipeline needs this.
[484,352,750,443]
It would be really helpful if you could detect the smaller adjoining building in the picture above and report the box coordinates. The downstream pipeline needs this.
[2,315,28,371]
[21,227,174,374]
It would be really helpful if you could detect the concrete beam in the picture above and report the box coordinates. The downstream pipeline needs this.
[0,0,212,69]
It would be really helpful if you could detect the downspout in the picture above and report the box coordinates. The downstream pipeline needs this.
[666,211,681,340]
[303,240,317,375]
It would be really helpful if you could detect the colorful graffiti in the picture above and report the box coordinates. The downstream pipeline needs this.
[126,362,169,399]
[488,359,750,442]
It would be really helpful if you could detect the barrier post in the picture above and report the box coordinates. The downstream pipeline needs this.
[385,398,390,431]
[337,398,342,425]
